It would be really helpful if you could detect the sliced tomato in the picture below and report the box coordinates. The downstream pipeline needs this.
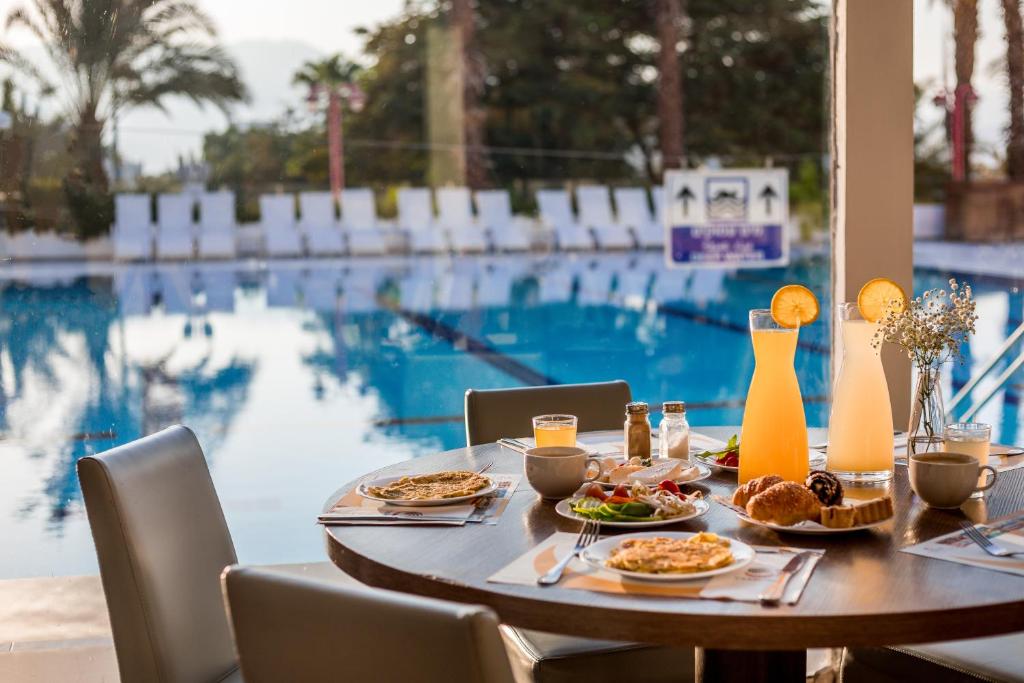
[657,479,681,494]
[583,484,608,501]
[611,484,630,499]
[605,495,634,505]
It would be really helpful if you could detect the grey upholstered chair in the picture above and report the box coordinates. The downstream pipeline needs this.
[78,425,241,683]
[464,379,633,446]
[222,566,516,683]
[464,381,696,682]
[843,637,1024,683]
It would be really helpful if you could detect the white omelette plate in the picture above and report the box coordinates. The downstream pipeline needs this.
[357,474,498,507]
[597,459,713,489]
[580,531,755,581]
[555,497,710,528]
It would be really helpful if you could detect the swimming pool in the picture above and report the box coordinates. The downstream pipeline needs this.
[1,252,1020,577]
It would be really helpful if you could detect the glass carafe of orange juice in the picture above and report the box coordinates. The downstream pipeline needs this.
[826,303,894,482]
[739,309,809,484]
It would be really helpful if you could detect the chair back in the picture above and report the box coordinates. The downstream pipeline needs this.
[299,191,337,231]
[536,189,575,227]
[259,194,297,227]
[437,186,474,229]
[464,380,632,446]
[397,187,434,230]
[78,426,238,683]
[613,187,654,227]
[157,194,195,232]
[199,191,236,232]
[475,190,513,229]
[340,188,377,229]
[115,193,152,233]
[222,566,515,683]
[576,185,614,227]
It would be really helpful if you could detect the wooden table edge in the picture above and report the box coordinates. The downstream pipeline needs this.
[323,485,1024,650]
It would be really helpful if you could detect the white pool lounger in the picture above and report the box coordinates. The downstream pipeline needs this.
[112,194,154,261]
[438,187,487,253]
[341,188,390,256]
[261,195,304,258]
[613,187,663,250]
[398,187,447,254]
[577,185,634,250]
[300,192,345,257]
[155,194,196,260]
[197,192,238,259]
[537,189,594,251]
[476,190,531,252]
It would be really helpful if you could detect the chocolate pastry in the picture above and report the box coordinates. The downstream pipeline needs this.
[805,469,844,506]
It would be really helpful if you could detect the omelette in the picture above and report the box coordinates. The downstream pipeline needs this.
[366,471,491,501]
[605,533,734,574]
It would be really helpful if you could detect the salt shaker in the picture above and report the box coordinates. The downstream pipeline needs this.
[624,402,652,466]
[660,401,690,461]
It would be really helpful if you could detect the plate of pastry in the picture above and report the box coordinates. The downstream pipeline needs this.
[720,471,895,534]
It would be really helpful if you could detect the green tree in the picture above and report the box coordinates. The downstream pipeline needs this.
[0,0,247,237]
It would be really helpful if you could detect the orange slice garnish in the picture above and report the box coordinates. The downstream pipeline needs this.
[857,278,908,322]
[770,285,819,328]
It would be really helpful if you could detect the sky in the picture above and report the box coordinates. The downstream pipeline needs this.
[0,0,1014,172]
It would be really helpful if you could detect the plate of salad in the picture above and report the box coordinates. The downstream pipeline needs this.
[694,434,741,471]
[556,481,710,528]
[695,435,826,473]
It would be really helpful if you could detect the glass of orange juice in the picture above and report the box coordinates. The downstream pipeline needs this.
[533,414,578,447]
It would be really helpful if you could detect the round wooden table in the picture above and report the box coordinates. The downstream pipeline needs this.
[324,428,1024,683]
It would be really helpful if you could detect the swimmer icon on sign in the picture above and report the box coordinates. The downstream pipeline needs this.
[705,177,749,222]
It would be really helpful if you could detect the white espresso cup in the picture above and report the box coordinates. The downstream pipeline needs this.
[910,452,998,509]
[524,447,607,499]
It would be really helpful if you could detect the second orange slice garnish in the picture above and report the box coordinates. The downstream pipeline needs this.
[770,285,819,328]
[857,278,907,322]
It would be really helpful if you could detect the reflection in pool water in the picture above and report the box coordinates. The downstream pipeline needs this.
[0,253,1019,577]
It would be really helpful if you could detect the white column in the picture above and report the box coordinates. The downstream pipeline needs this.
[832,0,915,426]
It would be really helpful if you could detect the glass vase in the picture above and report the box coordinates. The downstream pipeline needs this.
[907,363,946,455]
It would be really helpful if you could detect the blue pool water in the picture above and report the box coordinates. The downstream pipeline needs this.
[0,252,1020,577]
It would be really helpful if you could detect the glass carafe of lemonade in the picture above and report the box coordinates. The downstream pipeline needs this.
[827,303,894,482]
[739,309,809,484]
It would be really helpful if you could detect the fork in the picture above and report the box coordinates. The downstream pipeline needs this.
[537,520,601,585]
[960,521,1024,557]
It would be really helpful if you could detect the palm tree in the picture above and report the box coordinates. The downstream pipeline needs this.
[654,0,685,173]
[452,0,487,189]
[1001,0,1024,179]
[0,0,246,234]
[952,0,979,180]
[293,55,363,196]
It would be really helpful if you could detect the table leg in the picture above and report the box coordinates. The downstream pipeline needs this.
[696,648,806,683]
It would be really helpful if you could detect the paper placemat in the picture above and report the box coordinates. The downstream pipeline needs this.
[901,512,1024,576]
[488,532,823,604]
[320,474,521,526]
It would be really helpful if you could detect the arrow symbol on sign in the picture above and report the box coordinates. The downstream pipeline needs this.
[759,185,778,214]
[677,186,695,216]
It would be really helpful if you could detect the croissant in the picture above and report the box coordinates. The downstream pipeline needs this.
[746,482,822,526]
[731,474,784,508]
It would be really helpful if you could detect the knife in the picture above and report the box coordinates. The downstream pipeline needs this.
[759,551,814,605]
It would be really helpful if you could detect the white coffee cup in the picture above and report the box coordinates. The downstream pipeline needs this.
[910,452,998,509]
[524,447,607,499]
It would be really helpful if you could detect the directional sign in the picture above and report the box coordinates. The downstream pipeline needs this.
[663,168,789,269]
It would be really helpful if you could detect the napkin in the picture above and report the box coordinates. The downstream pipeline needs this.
[488,532,824,605]
[901,513,1024,576]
